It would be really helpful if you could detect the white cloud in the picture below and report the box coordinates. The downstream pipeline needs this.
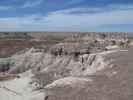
[51,8,103,14]
[22,0,43,8]
[0,4,133,31]
[42,8,133,28]
[0,18,17,29]
[52,4,133,14]
[0,0,43,10]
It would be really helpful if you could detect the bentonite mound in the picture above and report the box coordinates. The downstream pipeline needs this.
[0,32,132,100]
[43,47,133,100]
[0,47,132,100]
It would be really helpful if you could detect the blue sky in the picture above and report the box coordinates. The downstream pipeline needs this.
[0,0,133,32]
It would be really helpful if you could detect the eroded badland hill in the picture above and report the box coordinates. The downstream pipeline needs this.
[0,32,132,100]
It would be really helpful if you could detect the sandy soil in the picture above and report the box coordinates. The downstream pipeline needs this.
[0,71,44,100]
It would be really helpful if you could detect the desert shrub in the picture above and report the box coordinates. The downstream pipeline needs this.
[111,40,116,45]
[125,40,131,48]
[94,40,98,43]
[99,33,107,39]
[127,40,131,44]
[118,41,125,48]
[118,40,130,48]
